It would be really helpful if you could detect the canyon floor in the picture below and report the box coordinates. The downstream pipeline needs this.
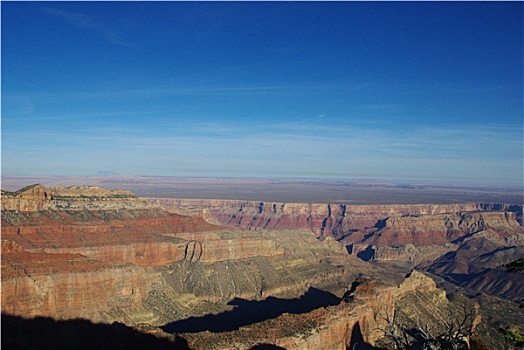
[1,180,523,349]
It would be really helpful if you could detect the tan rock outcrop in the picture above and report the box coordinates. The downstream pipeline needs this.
[374,243,456,264]
[1,184,159,212]
[181,271,443,350]
[1,265,150,321]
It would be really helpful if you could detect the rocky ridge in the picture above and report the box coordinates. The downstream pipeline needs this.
[180,270,448,350]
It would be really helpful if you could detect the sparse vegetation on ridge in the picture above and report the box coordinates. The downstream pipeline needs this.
[378,301,480,350]
[504,259,524,272]
[499,327,524,348]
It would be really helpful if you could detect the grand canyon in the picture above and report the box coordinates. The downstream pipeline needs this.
[2,181,523,349]
[4,1,522,349]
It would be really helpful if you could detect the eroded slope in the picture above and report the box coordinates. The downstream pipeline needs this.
[1,185,362,328]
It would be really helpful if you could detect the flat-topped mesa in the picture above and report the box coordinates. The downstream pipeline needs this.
[1,184,157,212]
[48,185,135,198]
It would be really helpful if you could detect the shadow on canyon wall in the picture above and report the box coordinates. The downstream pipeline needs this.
[356,245,376,262]
[162,287,341,334]
[1,314,190,350]
[249,345,287,350]
[347,321,382,349]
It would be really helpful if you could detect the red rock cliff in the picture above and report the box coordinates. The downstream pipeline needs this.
[147,198,523,237]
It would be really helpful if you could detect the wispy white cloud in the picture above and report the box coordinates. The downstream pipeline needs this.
[4,84,326,104]
[42,7,133,47]
[3,102,521,184]
[2,96,36,116]
[328,83,374,106]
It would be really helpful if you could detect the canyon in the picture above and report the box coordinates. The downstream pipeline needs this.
[2,184,523,349]
[151,198,524,294]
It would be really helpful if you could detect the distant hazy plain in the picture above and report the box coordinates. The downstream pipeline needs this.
[2,176,521,204]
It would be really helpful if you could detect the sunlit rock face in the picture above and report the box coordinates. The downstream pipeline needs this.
[177,271,447,350]
[149,198,524,267]
[1,185,361,325]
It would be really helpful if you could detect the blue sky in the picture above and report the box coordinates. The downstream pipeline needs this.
[2,2,523,187]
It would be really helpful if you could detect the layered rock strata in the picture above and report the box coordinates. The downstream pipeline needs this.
[362,211,523,248]
[148,198,523,262]
[2,184,156,212]
[148,197,524,309]
[148,198,523,237]
[1,185,356,325]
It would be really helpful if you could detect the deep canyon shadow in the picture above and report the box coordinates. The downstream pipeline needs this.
[347,321,382,349]
[162,287,341,333]
[2,314,190,350]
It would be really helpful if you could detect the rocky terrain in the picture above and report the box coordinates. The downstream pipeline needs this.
[1,184,380,349]
[2,185,523,349]
[150,197,524,347]
[151,198,524,300]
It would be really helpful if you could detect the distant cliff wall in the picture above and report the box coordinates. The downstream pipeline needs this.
[366,211,523,247]
[147,198,524,237]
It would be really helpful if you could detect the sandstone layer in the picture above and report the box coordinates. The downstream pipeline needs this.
[2,184,154,212]
[2,185,361,326]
